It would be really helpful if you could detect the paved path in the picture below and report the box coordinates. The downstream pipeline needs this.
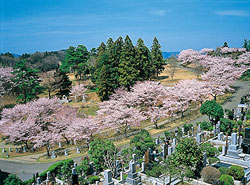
[0,80,249,181]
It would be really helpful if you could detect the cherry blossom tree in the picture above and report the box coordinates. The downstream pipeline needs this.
[97,100,146,134]
[0,97,78,156]
[0,67,14,98]
[70,84,87,102]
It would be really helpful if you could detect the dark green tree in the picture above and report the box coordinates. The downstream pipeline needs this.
[151,37,164,77]
[3,174,23,185]
[223,42,229,48]
[243,39,249,51]
[88,139,117,176]
[200,100,224,125]
[167,137,203,176]
[11,60,42,104]
[129,129,155,157]
[118,35,138,91]
[220,118,236,154]
[62,45,89,81]
[135,38,152,80]
[53,66,72,97]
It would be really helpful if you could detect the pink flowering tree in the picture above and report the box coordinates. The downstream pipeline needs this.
[0,97,78,156]
[0,67,14,98]
[97,100,146,135]
[70,84,87,102]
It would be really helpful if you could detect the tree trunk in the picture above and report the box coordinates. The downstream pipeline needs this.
[154,121,158,129]
[214,95,216,101]
[24,89,27,104]
[48,89,51,99]
[64,136,70,145]
[25,140,29,149]
[225,133,228,155]
[46,145,50,157]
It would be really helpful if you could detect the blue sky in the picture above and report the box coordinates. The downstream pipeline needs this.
[1,0,250,54]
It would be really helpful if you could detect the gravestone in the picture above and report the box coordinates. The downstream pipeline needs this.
[141,162,145,172]
[120,171,124,183]
[64,149,68,156]
[203,152,207,167]
[132,154,137,162]
[96,181,100,185]
[125,161,141,185]
[2,147,5,153]
[36,177,41,185]
[103,169,114,185]
[168,146,173,156]
[72,168,78,185]
[82,95,86,103]
[182,127,185,135]
[162,144,167,158]
[197,133,202,144]
[115,160,122,178]
[51,150,56,159]
[191,127,194,136]
[6,152,9,158]
[198,124,201,133]
[155,139,160,145]
[8,147,12,152]
[227,133,240,158]
[59,95,69,104]
[172,138,176,147]
[58,142,62,148]
[23,146,26,153]
[74,162,77,168]
[46,171,51,181]
[76,147,80,154]
[15,148,18,153]
[218,132,224,141]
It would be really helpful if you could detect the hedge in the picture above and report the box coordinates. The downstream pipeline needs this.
[229,165,244,180]
[23,159,74,185]
[219,174,234,185]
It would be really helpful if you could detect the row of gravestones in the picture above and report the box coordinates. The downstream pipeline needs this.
[51,146,81,159]
[1,146,29,157]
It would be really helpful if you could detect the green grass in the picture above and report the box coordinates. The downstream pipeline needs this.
[78,104,99,116]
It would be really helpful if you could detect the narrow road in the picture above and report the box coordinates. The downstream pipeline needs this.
[0,80,249,181]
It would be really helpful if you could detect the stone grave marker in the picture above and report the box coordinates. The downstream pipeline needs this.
[103,169,114,185]
[64,149,68,156]
[125,161,141,185]
[197,133,201,144]
[227,132,240,158]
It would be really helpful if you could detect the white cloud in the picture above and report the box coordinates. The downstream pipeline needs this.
[215,10,250,17]
[149,10,166,16]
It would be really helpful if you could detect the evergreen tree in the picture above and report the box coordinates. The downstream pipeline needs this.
[243,39,250,51]
[223,42,229,48]
[135,38,152,80]
[151,37,164,77]
[118,35,138,90]
[53,66,72,97]
[62,45,89,81]
[96,53,114,101]
[12,60,42,104]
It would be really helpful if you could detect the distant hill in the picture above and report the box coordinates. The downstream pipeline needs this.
[162,52,180,59]
[11,53,21,57]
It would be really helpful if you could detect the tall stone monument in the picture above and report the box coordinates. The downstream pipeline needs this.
[227,133,240,159]
[125,161,141,185]
[103,169,114,185]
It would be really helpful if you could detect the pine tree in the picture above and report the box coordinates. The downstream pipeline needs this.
[243,39,250,51]
[118,35,138,91]
[53,66,72,97]
[223,42,229,48]
[151,37,164,77]
[12,60,42,104]
[135,38,152,80]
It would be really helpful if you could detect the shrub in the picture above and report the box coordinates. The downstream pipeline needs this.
[200,143,219,157]
[219,167,231,175]
[201,166,220,184]
[218,146,222,152]
[208,157,220,164]
[87,176,100,184]
[3,174,23,185]
[219,174,234,185]
[229,165,244,180]
[185,168,195,178]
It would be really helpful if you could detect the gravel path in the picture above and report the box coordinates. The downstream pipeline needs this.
[0,80,249,181]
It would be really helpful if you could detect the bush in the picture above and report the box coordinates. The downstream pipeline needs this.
[229,165,244,180]
[87,176,100,184]
[200,143,219,157]
[200,121,213,131]
[3,174,23,185]
[185,168,195,178]
[218,146,222,152]
[24,159,74,184]
[146,163,163,178]
[219,174,234,185]
[219,167,232,175]
[208,157,220,164]
[201,166,220,184]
